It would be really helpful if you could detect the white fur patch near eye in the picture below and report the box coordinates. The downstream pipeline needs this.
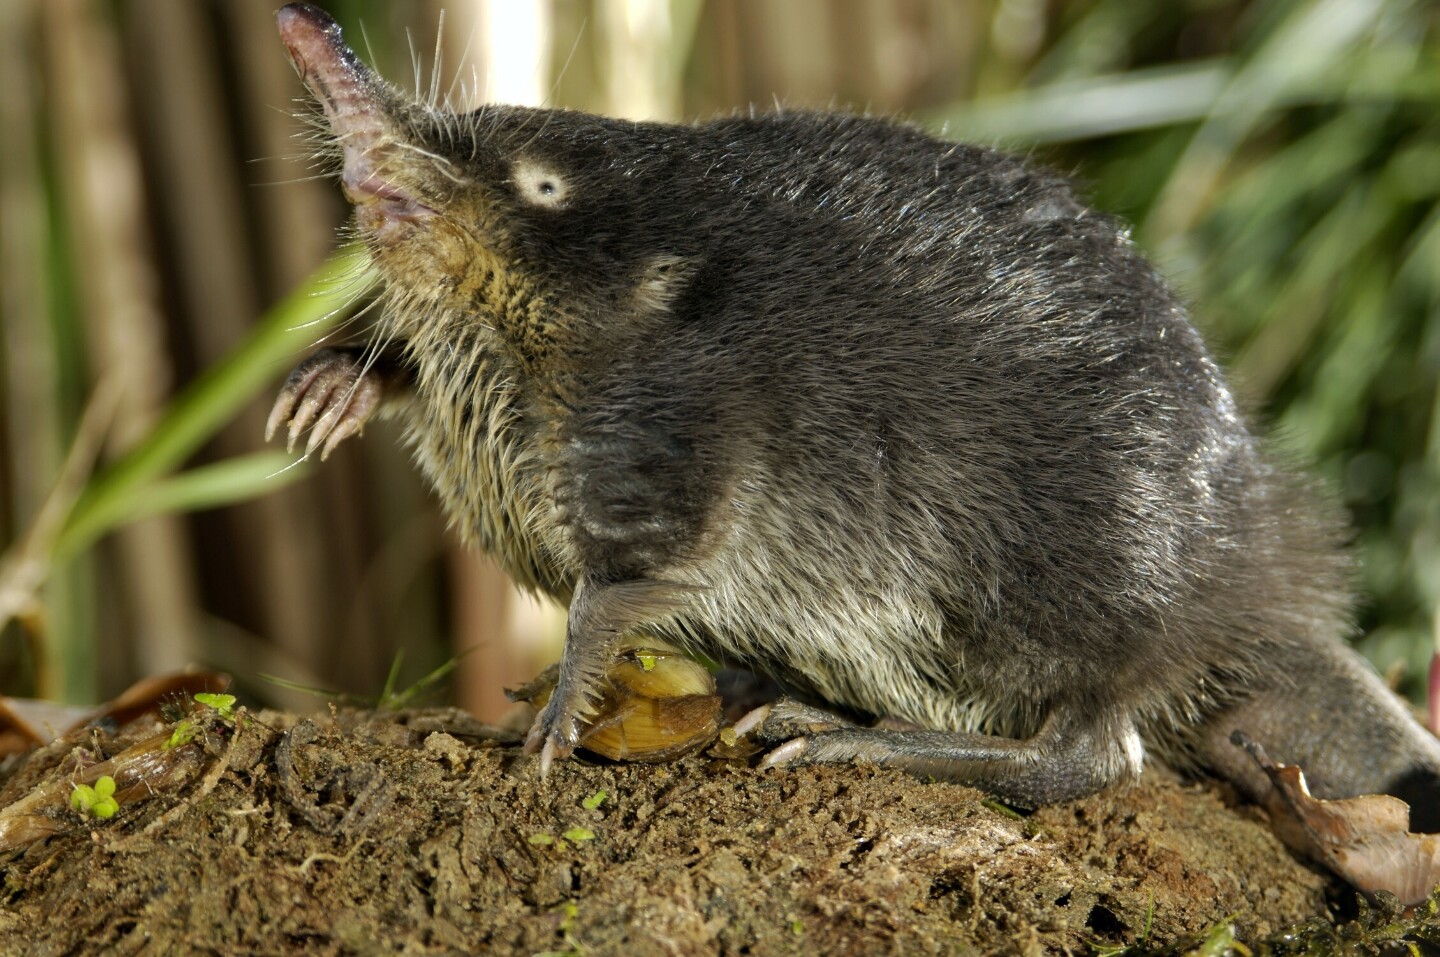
[512,159,569,208]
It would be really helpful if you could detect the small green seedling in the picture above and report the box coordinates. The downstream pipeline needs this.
[562,827,596,843]
[194,692,237,723]
[261,649,463,710]
[527,832,556,846]
[581,790,607,811]
[981,798,1024,820]
[1190,919,1246,957]
[71,776,119,820]
[532,901,584,957]
[165,718,196,750]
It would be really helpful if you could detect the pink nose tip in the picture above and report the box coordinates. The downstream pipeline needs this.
[276,3,393,155]
[276,4,378,122]
[275,3,344,79]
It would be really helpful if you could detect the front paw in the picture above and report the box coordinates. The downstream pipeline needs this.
[266,348,385,460]
[523,695,585,776]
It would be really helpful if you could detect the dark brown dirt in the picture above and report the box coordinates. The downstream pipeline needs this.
[0,705,1395,956]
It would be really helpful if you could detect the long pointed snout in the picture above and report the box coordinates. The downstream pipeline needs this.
[276,3,384,137]
[277,4,434,234]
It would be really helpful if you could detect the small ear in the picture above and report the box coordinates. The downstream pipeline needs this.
[635,254,693,312]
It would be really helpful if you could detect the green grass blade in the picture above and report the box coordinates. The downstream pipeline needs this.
[926,60,1229,144]
[59,245,374,555]
[57,452,311,558]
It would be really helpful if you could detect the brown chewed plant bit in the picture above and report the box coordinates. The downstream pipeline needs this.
[508,640,721,763]
[1235,731,1440,906]
[0,718,212,853]
[0,697,45,756]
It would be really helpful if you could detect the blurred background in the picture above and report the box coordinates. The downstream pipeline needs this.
[1,0,1437,721]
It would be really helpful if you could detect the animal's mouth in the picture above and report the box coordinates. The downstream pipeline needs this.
[277,3,435,235]
[342,161,435,232]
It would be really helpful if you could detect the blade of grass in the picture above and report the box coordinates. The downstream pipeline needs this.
[0,376,121,632]
[59,452,309,558]
[58,245,374,556]
[927,60,1229,144]
[1233,181,1393,397]
[1149,0,1386,238]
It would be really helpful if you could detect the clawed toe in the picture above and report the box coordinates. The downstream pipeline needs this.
[267,349,384,459]
[731,703,772,738]
[758,736,810,769]
[538,736,575,777]
[740,696,854,743]
[523,698,581,778]
[735,698,851,771]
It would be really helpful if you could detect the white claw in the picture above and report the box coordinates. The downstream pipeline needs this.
[539,737,561,778]
[305,406,340,458]
[286,410,308,454]
[264,399,290,443]
[321,421,357,461]
[759,737,810,769]
[731,703,773,739]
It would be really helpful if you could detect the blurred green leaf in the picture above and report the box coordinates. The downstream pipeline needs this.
[59,452,309,558]
[929,61,1230,143]
[58,246,374,558]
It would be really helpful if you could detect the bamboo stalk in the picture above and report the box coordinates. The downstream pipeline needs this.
[41,0,198,696]
[0,1,60,694]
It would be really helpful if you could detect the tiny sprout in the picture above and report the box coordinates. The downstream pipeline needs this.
[532,902,584,957]
[982,798,1024,820]
[71,776,119,820]
[790,919,805,936]
[528,833,556,846]
[562,827,596,843]
[581,790,607,811]
[165,719,196,750]
[194,692,238,722]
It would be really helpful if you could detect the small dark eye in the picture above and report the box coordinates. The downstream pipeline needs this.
[514,161,568,205]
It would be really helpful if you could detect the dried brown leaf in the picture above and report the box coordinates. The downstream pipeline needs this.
[1236,732,1440,906]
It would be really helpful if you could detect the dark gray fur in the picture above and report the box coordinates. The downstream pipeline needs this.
[272,3,1440,822]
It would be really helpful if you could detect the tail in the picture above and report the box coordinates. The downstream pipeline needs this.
[1198,640,1440,833]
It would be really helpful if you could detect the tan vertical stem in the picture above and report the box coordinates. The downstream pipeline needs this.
[42,0,198,691]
